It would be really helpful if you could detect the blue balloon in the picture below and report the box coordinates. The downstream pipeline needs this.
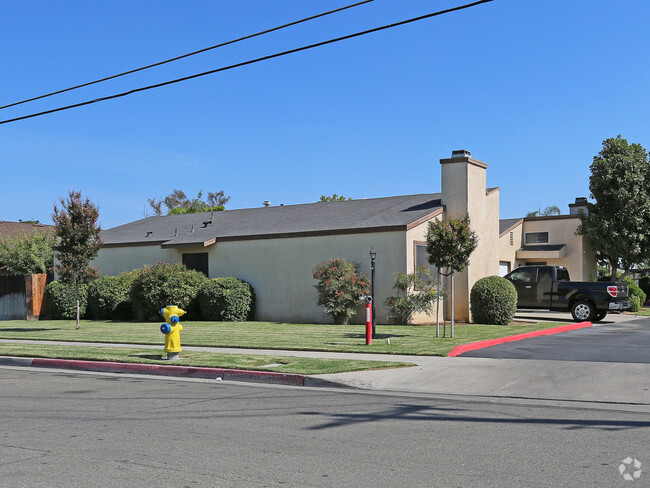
[160,323,171,334]
[170,315,179,324]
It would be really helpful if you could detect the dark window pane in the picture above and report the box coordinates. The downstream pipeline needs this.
[182,253,209,276]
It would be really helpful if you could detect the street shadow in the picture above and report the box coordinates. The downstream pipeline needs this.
[128,353,166,361]
[342,333,406,339]
[301,403,650,432]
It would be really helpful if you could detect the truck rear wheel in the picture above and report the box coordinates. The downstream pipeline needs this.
[571,300,596,322]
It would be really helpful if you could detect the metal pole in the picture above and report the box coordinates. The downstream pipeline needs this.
[435,268,440,338]
[450,271,455,338]
[371,257,376,338]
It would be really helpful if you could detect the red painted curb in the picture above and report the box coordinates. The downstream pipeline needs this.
[30,359,306,386]
[448,321,593,357]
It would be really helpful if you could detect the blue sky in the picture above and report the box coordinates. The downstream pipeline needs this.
[2,0,649,229]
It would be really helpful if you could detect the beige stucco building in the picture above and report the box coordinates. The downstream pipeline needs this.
[94,151,596,323]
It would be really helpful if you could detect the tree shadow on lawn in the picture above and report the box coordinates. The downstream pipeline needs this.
[0,328,61,332]
[129,353,167,361]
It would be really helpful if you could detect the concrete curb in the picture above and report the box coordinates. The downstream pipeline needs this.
[447,321,593,357]
[2,357,308,386]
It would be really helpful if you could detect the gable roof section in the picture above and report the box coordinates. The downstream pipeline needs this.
[499,218,523,237]
[101,193,444,249]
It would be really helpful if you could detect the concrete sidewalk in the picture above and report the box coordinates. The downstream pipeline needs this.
[1,337,650,404]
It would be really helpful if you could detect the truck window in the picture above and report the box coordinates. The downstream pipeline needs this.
[556,268,570,281]
[508,268,536,283]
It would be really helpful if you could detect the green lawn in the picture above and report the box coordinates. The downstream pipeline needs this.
[0,342,411,375]
[0,319,564,356]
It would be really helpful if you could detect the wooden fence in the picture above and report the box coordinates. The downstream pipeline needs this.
[0,273,48,320]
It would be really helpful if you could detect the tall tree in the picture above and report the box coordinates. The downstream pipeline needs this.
[426,214,478,337]
[148,189,230,216]
[576,136,650,279]
[52,191,102,329]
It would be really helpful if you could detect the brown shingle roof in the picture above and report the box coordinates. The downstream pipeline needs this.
[0,221,53,239]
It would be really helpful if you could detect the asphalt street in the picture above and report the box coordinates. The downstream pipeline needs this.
[1,367,649,488]
[459,316,650,363]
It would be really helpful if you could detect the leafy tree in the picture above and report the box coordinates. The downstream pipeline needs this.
[0,230,57,275]
[52,191,102,329]
[576,136,650,279]
[148,189,230,216]
[526,205,561,217]
[312,258,370,325]
[319,194,351,202]
[384,266,439,325]
[426,214,478,336]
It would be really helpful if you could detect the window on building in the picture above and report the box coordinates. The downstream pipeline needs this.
[414,242,437,286]
[182,253,209,276]
[525,232,549,244]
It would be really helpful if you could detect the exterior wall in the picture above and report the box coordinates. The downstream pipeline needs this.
[406,217,444,324]
[498,222,524,274]
[519,217,597,281]
[207,231,406,324]
[93,231,408,324]
[92,245,182,276]
[440,155,500,322]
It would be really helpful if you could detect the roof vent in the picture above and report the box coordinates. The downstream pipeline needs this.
[263,201,271,207]
[201,220,212,228]
[451,149,471,158]
[190,224,194,233]
[145,231,153,238]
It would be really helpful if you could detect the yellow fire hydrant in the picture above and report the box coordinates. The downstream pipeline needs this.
[159,305,186,360]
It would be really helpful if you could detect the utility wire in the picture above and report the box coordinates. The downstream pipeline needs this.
[0,0,493,126]
[0,0,374,111]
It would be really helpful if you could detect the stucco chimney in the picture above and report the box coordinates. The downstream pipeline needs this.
[569,197,589,216]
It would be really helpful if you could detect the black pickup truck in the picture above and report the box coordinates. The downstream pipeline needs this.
[503,265,630,322]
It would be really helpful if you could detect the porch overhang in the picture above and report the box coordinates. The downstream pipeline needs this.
[516,244,567,260]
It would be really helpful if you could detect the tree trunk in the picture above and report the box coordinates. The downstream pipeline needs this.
[75,282,80,329]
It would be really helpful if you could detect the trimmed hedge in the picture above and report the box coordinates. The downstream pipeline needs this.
[470,276,517,325]
[130,262,209,320]
[639,276,650,302]
[198,277,255,321]
[624,277,646,311]
[44,281,88,319]
[87,273,135,320]
[629,294,641,313]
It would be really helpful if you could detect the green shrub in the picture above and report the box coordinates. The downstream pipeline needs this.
[470,276,517,325]
[198,277,255,321]
[384,267,439,325]
[44,280,88,319]
[629,294,641,313]
[624,277,646,310]
[130,262,208,320]
[638,276,650,303]
[313,258,370,325]
[87,273,135,320]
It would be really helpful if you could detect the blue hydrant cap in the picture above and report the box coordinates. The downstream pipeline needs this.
[160,323,171,334]
[170,315,179,324]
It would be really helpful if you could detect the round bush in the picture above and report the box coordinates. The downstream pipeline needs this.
[198,277,254,321]
[624,277,646,309]
[639,276,650,302]
[130,262,208,321]
[44,281,88,319]
[470,276,517,325]
[629,294,641,313]
[87,273,135,320]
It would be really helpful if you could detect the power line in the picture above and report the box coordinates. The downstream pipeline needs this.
[0,0,493,126]
[0,0,374,111]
